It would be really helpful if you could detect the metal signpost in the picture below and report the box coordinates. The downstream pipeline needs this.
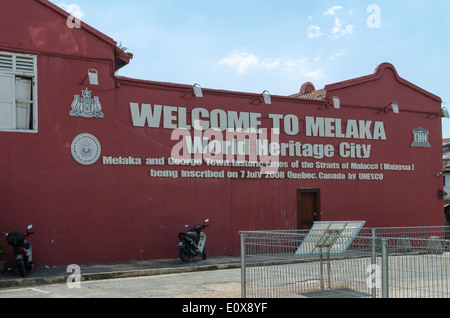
[295,221,366,291]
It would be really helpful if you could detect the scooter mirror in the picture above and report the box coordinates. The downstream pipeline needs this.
[28,225,33,230]
[205,219,209,223]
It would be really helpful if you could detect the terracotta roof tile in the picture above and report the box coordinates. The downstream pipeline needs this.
[291,88,326,100]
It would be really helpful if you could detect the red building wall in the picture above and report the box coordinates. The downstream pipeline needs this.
[0,0,444,266]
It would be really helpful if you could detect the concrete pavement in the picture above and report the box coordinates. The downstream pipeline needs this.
[0,255,242,289]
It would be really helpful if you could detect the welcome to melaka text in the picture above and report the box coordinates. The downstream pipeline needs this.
[129,103,387,163]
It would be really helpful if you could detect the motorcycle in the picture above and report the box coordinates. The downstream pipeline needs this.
[5,225,35,277]
[177,219,209,262]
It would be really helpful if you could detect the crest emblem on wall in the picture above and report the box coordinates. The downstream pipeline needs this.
[69,87,104,119]
[71,133,102,166]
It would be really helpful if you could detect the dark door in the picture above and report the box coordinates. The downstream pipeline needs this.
[297,189,321,230]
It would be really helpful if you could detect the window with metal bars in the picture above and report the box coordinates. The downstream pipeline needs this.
[0,51,37,132]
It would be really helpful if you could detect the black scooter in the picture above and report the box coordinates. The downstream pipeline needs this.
[5,225,35,277]
[177,219,209,262]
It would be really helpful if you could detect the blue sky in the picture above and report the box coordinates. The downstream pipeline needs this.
[51,0,450,137]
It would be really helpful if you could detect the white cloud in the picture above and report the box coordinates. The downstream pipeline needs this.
[218,53,281,74]
[262,59,281,69]
[330,49,347,61]
[324,6,343,16]
[304,68,325,80]
[331,17,354,38]
[307,25,323,39]
[283,58,325,80]
[342,24,354,35]
[219,53,324,81]
[218,53,259,74]
[319,6,354,39]
[58,3,84,19]
[332,17,343,34]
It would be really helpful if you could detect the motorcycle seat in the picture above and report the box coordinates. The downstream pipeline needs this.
[184,233,197,240]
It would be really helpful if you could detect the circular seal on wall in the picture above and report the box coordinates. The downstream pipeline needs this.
[71,133,101,165]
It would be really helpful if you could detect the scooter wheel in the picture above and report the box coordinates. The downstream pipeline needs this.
[179,247,191,263]
[18,260,26,277]
[201,247,206,260]
[25,262,33,271]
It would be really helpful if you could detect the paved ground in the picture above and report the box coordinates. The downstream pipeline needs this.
[0,268,243,298]
[0,255,242,289]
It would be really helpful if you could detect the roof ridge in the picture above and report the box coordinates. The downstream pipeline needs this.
[35,0,117,47]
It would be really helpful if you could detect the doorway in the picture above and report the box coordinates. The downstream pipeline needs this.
[297,189,321,230]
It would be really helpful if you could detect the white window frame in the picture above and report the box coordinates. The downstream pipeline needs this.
[0,51,38,133]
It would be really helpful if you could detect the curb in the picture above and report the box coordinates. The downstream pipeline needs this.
[0,262,241,289]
